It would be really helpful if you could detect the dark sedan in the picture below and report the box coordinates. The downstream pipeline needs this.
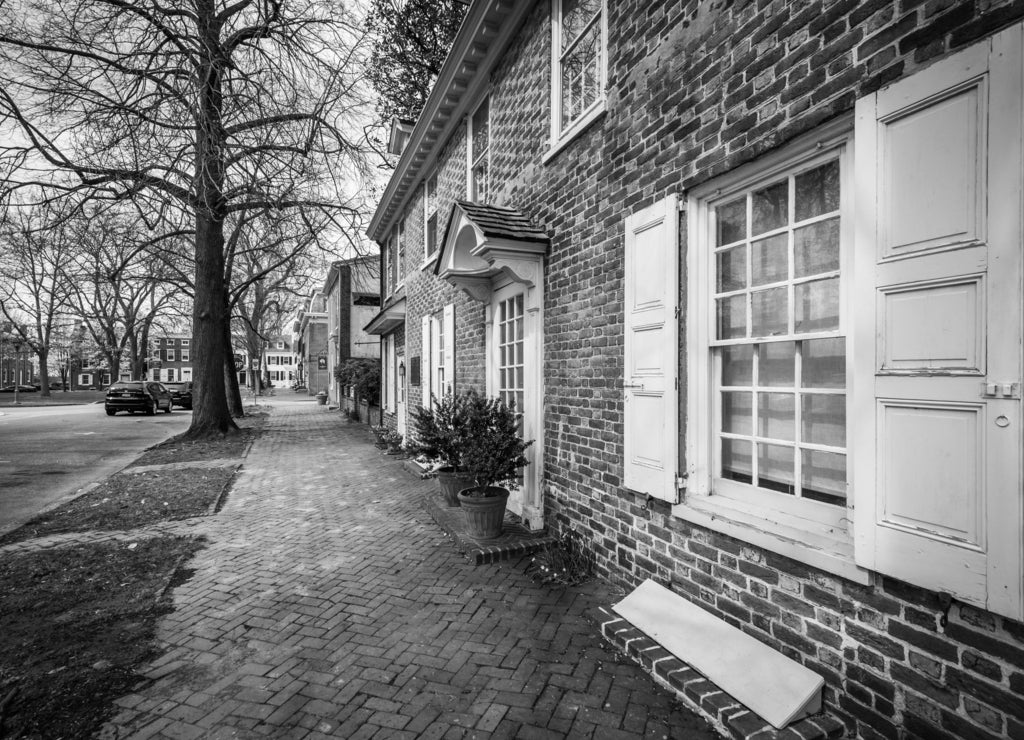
[0,384,38,393]
[104,381,173,416]
[164,381,193,409]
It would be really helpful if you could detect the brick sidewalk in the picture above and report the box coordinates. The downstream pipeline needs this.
[96,401,719,739]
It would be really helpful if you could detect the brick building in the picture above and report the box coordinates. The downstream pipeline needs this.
[294,292,330,395]
[150,334,193,383]
[364,2,1024,738]
[323,256,381,405]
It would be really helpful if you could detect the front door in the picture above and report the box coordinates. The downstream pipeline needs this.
[489,281,544,530]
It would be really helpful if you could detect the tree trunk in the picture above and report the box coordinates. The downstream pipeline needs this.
[186,3,237,438]
[223,292,244,417]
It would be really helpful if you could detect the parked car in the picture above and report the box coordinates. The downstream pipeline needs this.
[104,381,173,416]
[163,381,193,409]
[0,384,38,393]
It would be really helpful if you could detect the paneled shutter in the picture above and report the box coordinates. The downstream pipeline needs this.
[421,315,432,408]
[623,195,679,502]
[443,304,455,395]
[853,24,1023,619]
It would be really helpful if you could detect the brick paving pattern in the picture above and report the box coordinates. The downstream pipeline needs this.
[86,400,719,739]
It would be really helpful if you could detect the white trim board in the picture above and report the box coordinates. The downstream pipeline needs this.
[613,579,823,730]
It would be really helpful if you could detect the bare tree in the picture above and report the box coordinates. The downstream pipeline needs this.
[64,204,186,382]
[0,196,78,395]
[0,0,377,436]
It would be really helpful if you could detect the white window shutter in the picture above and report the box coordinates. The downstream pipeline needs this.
[421,315,432,408]
[853,24,1023,620]
[443,304,455,396]
[623,195,679,502]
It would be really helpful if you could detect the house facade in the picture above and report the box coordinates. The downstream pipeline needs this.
[294,292,330,395]
[323,256,382,405]
[150,334,193,383]
[365,2,1024,738]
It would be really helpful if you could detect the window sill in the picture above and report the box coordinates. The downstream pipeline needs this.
[672,495,871,586]
[420,253,438,272]
[542,100,607,164]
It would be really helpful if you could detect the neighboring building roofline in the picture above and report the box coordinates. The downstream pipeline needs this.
[366,0,535,243]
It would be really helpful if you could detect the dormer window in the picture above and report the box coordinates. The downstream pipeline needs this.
[387,118,414,156]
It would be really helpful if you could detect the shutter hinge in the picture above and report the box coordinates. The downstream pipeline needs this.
[675,473,688,502]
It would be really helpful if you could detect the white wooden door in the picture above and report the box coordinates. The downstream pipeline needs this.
[854,25,1023,619]
[623,195,679,502]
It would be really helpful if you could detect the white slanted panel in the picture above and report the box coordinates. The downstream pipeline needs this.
[853,24,1023,620]
[615,580,823,729]
[421,315,432,408]
[623,195,679,501]
[443,303,455,395]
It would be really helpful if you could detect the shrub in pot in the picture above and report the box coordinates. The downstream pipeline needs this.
[456,391,532,539]
[410,391,473,506]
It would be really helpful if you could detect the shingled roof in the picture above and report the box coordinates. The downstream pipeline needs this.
[445,200,549,247]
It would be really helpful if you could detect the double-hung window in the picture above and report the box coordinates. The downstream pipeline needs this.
[424,173,439,264]
[469,98,490,202]
[397,219,406,288]
[167,349,176,362]
[548,0,607,153]
[686,125,855,575]
[181,349,190,362]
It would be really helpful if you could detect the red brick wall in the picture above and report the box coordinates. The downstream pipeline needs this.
[386,1,1024,737]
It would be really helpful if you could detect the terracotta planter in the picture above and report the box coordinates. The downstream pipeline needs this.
[436,467,475,507]
[457,486,510,539]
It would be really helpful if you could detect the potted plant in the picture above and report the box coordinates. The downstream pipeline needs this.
[456,391,532,539]
[410,391,473,506]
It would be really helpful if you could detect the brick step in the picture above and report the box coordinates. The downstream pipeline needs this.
[590,604,848,740]
[423,494,557,565]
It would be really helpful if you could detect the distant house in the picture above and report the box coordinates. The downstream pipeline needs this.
[150,334,193,383]
[322,256,381,405]
[294,292,329,395]
[363,3,1024,738]
[262,337,295,387]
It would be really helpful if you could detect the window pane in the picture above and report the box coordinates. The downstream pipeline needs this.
[794,218,839,278]
[716,198,746,246]
[795,277,839,333]
[801,393,846,447]
[801,450,846,505]
[758,443,795,494]
[751,287,787,337]
[722,391,752,435]
[716,295,746,339]
[472,100,489,158]
[795,160,840,221]
[722,438,752,484]
[472,163,489,201]
[758,392,794,441]
[751,233,788,286]
[562,0,601,48]
[720,345,753,386]
[516,366,524,389]
[758,342,795,387]
[751,180,788,236]
[561,23,600,124]
[802,337,845,388]
[716,245,746,292]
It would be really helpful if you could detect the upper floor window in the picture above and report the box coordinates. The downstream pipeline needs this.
[550,0,607,149]
[384,230,396,295]
[181,349,190,362]
[181,339,190,347]
[469,97,490,202]
[424,173,439,263]
[397,219,406,286]
[166,349,176,362]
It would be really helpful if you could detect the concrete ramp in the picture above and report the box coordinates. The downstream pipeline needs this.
[613,579,823,729]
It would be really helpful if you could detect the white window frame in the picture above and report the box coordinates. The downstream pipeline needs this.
[181,349,190,362]
[682,118,869,584]
[468,96,490,202]
[545,0,608,162]
[422,172,440,268]
[397,219,406,288]
[166,349,176,362]
[181,339,190,347]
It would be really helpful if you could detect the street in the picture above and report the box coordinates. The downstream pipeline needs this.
[0,403,192,535]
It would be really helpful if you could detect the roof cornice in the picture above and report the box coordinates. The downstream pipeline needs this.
[367,0,535,243]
